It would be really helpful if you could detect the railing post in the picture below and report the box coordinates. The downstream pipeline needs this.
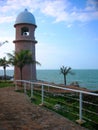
[76,92,85,124]
[31,84,33,98]
[24,82,26,94]
[79,92,82,121]
[41,84,44,105]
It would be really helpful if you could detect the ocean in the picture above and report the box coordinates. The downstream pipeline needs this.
[0,69,98,91]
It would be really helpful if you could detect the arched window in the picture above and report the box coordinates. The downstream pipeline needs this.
[21,27,29,36]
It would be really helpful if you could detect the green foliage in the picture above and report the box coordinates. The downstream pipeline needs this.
[0,57,9,80]
[0,41,8,47]
[7,50,40,80]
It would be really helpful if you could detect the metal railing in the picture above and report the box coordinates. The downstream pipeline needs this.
[14,80,98,127]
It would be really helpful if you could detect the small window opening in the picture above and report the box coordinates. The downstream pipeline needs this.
[21,27,29,36]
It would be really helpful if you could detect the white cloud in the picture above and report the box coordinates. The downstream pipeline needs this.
[67,24,73,28]
[86,0,98,11]
[0,16,14,24]
[0,0,98,24]
[39,0,98,23]
[40,0,70,23]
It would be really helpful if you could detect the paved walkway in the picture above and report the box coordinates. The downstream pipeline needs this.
[0,87,88,130]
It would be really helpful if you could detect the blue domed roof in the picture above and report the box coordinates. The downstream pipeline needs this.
[15,9,36,25]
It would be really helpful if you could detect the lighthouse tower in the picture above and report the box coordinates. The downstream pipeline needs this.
[13,9,37,81]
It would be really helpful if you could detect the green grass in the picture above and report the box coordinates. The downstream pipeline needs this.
[0,80,14,88]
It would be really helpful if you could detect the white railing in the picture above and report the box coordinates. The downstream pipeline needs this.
[14,80,98,125]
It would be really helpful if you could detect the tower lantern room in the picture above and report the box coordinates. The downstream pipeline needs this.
[13,9,37,81]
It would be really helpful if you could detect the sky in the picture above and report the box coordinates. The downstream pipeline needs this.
[0,0,98,70]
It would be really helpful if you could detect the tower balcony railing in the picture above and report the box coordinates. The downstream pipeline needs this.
[14,80,98,129]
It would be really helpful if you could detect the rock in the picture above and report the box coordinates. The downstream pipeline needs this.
[70,81,80,87]
[54,104,62,110]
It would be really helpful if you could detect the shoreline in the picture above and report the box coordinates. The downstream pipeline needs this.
[0,75,98,92]
[37,80,98,93]
[0,69,98,91]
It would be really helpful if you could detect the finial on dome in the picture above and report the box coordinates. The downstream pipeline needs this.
[25,8,28,12]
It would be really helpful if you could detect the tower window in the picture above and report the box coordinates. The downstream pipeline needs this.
[21,27,29,36]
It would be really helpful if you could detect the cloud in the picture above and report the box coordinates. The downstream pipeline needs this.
[40,0,70,22]
[0,16,15,24]
[67,24,73,28]
[39,0,98,23]
[86,0,98,11]
[0,0,98,24]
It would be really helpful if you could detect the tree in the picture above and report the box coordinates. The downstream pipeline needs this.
[7,50,40,80]
[0,57,9,80]
[0,41,8,47]
[60,66,74,85]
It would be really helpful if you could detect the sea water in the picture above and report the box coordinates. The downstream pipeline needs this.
[0,69,98,91]
[37,69,98,91]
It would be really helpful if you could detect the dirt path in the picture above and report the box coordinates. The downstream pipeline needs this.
[0,87,88,130]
